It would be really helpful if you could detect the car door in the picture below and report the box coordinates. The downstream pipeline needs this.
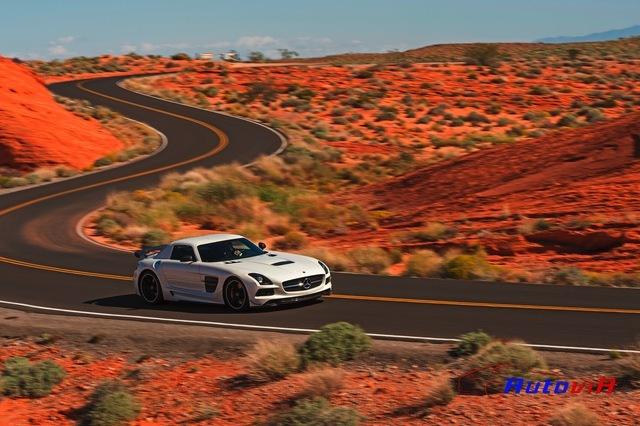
[160,245,207,299]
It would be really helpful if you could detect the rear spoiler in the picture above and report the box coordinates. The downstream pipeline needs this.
[134,245,167,259]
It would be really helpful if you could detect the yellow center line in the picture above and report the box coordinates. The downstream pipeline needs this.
[326,294,640,314]
[0,79,637,316]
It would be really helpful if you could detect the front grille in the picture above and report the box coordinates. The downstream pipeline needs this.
[282,274,324,292]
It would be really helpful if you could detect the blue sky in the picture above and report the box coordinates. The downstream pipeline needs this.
[2,0,639,59]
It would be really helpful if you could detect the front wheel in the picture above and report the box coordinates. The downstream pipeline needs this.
[224,278,250,312]
[139,272,164,305]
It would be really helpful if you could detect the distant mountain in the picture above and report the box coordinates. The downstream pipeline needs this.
[538,25,640,43]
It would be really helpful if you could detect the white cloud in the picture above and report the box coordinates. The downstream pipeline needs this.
[48,45,68,56]
[236,36,278,48]
[56,36,75,44]
[120,44,137,53]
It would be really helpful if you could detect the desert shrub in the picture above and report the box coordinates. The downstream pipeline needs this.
[544,267,591,286]
[170,52,191,60]
[246,340,301,381]
[273,231,308,250]
[441,252,494,280]
[141,229,170,246]
[81,380,140,426]
[464,44,501,66]
[449,331,492,357]
[457,341,546,393]
[423,375,456,409]
[529,85,552,96]
[0,357,65,398]
[405,250,443,277]
[517,218,552,234]
[263,397,360,426]
[557,114,577,127]
[548,403,600,426]
[299,322,371,367]
[346,247,392,274]
[406,222,456,242]
[463,111,490,124]
[619,353,640,388]
[299,367,345,398]
[297,247,352,271]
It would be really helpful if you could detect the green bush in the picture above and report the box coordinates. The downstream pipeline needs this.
[441,252,494,280]
[347,247,392,274]
[449,331,492,357]
[464,44,501,66]
[299,322,371,367]
[457,341,546,393]
[0,357,65,398]
[273,231,307,250]
[405,250,442,277]
[82,381,140,426]
[263,397,360,426]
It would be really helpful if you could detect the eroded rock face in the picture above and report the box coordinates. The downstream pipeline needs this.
[0,57,123,171]
[525,229,626,253]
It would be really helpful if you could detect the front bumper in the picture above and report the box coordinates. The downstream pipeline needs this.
[250,274,332,306]
[263,288,332,306]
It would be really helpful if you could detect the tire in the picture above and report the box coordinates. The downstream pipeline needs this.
[139,271,164,305]
[223,278,250,312]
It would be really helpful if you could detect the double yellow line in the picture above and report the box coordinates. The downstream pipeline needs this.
[1,79,638,316]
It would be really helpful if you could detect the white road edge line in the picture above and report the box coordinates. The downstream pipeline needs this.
[0,299,638,354]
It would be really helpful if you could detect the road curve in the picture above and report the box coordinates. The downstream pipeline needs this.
[0,75,638,351]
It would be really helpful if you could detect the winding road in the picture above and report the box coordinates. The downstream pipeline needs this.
[0,75,638,351]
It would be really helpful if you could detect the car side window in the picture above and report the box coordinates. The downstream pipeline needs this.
[170,245,196,261]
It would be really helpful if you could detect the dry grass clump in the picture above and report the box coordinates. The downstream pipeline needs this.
[245,340,301,381]
[423,374,456,409]
[405,250,443,277]
[298,367,345,398]
[548,403,600,426]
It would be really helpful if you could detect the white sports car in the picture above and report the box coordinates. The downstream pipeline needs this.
[133,234,332,311]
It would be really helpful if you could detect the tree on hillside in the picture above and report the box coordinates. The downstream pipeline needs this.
[171,52,191,60]
[248,51,267,62]
[278,48,299,60]
[567,48,581,61]
[464,44,500,67]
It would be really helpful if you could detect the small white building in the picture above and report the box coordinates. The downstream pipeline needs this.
[197,52,214,60]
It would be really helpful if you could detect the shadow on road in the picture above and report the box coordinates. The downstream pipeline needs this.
[83,293,324,315]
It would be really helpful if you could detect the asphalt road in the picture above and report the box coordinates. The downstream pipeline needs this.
[0,75,638,350]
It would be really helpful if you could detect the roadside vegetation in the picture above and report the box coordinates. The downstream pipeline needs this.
[90,50,640,284]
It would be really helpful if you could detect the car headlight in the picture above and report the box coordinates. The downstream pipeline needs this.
[318,261,330,275]
[249,273,272,285]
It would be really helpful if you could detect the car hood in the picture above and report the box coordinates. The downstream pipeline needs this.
[204,251,325,281]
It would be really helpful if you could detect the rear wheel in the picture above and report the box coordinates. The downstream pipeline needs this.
[139,272,164,305]
[224,278,250,311]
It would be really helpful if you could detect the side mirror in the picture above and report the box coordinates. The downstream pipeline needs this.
[180,255,195,263]
[258,242,267,250]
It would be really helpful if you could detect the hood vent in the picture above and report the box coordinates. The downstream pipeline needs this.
[272,260,294,266]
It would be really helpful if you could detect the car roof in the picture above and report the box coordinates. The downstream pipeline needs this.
[172,234,244,246]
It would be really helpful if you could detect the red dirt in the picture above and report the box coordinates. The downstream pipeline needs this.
[0,56,123,171]
[339,113,640,273]
[0,339,638,425]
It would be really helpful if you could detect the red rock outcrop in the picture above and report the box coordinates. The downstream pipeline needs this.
[0,56,123,171]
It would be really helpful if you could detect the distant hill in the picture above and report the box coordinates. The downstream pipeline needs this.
[294,37,640,64]
[538,24,640,43]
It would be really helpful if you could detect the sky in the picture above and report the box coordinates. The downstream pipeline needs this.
[2,0,639,60]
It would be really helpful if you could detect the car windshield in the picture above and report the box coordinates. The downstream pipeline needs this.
[197,238,265,262]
